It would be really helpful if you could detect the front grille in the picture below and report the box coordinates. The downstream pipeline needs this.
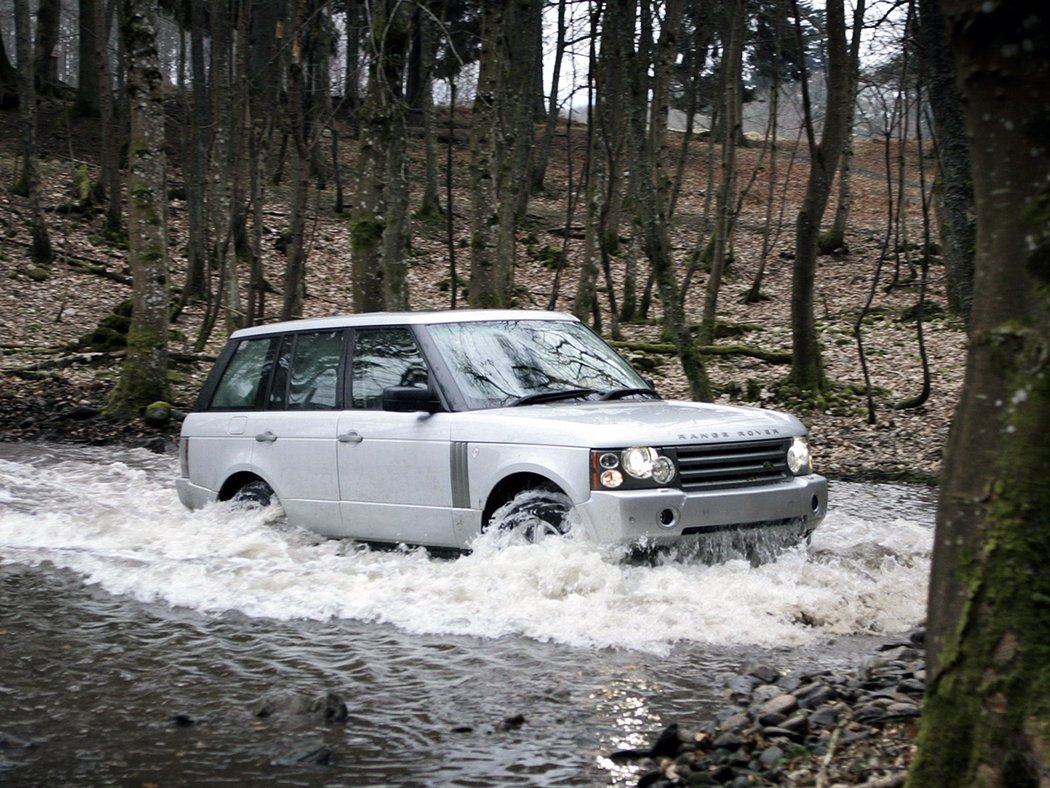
[670,438,791,491]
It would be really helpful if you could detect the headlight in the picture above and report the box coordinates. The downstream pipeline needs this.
[592,448,678,489]
[786,436,812,475]
[622,447,659,478]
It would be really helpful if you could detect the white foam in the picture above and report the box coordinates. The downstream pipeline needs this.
[0,447,933,655]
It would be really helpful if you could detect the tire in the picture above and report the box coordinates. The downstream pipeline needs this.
[488,488,573,543]
[230,479,275,510]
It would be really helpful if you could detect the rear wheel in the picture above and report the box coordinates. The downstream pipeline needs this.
[488,488,573,543]
[230,479,275,510]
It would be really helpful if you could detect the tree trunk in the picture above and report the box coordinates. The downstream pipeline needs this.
[700,0,744,345]
[418,10,441,218]
[351,0,412,312]
[209,0,243,332]
[907,4,1050,785]
[786,0,851,396]
[95,0,123,237]
[623,0,711,400]
[530,0,567,194]
[0,23,17,105]
[917,0,974,328]
[33,0,62,95]
[14,0,53,266]
[107,0,170,417]
[74,0,100,116]
[468,0,541,307]
[181,0,209,301]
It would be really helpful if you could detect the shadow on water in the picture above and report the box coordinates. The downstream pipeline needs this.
[0,445,936,785]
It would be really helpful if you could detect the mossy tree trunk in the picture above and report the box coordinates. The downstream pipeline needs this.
[107,0,169,418]
[907,4,1050,785]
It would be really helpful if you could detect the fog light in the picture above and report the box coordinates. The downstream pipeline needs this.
[600,469,624,488]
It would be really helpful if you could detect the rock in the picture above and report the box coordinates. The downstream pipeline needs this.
[808,705,840,729]
[712,732,746,751]
[758,694,798,717]
[758,745,784,767]
[271,746,336,767]
[746,664,781,684]
[496,713,526,733]
[143,401,172,428]
[633,633,928,787]
[648,723,684,757]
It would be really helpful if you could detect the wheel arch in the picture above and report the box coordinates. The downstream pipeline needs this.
[218,471,271,502]
[481,472,565,527]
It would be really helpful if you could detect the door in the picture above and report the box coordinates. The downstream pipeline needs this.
[249,330,345,533]
[337,326,455,547]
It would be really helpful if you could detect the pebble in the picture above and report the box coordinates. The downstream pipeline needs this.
[616,629,926,786]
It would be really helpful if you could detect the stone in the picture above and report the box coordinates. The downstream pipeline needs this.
[758,694,798,717]
[758,745,784,767]
[747,664,781,684]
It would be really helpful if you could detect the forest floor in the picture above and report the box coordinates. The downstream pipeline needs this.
[0,104,964,483]
[0,104,960,784]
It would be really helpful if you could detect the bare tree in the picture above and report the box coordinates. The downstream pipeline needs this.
[786,0,852,396]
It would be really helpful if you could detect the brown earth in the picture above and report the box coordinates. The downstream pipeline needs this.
[0,105,963,483]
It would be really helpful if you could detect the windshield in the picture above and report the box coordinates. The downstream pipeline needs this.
[426,319,649,409]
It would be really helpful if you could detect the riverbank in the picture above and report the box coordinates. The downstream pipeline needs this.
[624,631,924,787]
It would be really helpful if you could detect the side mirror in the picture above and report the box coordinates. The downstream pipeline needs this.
[382,385,443,414]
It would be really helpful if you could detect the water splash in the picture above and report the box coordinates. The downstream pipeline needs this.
[0,446,933,655]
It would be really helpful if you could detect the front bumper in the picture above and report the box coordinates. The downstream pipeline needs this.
[575,474,828,546]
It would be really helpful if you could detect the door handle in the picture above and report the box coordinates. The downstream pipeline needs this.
[338,431,363,444]
[255,431,278,443]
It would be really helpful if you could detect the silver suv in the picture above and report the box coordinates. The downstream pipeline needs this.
[177,310,826,550]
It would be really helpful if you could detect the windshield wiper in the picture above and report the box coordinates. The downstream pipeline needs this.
[598,387,662,401]
[508,388,599,407]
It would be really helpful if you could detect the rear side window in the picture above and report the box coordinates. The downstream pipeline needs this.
[269,330,344,410]
[210,337,275,409]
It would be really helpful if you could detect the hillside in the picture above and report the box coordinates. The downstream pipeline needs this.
[0,104,964,480]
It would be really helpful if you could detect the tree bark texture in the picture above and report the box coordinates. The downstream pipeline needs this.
[908,4,1050,786]
[33,0,61,94]
[351,0,412,311]
[75,0,100,115]
[918,0,975,328]
[468,0,541,307]
[787,0,851,395]
[108,0,170,416]
[14,0,52,266]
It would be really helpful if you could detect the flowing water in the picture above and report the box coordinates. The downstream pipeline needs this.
[0,444,936,786]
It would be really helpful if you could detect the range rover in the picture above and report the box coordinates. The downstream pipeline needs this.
[176,310,827,551]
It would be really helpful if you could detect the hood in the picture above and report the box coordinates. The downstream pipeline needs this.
[450,399,804,447]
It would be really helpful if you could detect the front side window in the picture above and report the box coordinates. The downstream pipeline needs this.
[426,320,648,409]
[351,327,429,409]
[210,337,275,409]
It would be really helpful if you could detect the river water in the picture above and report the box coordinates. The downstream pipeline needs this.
[0,444,935,785]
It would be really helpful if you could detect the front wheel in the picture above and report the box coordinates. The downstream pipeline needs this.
[488,488,574,544]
